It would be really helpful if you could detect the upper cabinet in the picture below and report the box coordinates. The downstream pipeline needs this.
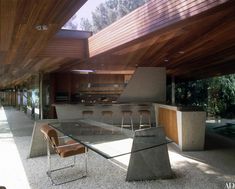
[50,72,133,104]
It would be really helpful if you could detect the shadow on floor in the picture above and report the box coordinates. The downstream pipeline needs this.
[173,129,235,176]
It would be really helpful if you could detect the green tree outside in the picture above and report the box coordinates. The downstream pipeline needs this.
[171,74,235,118]
[80,0,149,33]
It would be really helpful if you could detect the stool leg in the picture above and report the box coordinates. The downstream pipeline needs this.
[121,115,124,131]
[149,114,151,127]
[130,116,133,131]
[111,115,114,133]
[139,114,142,129]
[111,115,113,125]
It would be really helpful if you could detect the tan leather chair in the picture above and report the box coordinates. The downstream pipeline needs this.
[40,124,87,185]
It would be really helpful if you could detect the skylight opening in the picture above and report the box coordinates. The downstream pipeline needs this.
[62,0,150,33]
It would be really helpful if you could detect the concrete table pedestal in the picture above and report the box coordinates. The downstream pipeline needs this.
[126,127,172,181]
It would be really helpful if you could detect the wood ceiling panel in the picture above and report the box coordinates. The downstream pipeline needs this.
[85,0,235,81]
[39,38,87,58]
[89,0,229,57]
[0,0,87,88]
[0,0,17,51]
[1,0,87,65]
[1,0,235,87]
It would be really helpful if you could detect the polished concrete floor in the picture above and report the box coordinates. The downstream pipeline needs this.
[0,106,234,189]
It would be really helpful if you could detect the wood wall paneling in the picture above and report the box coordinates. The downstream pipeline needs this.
[158,107,178,144]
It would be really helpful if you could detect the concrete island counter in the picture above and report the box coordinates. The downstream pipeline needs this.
[154,104,206,151]
[53,103,156,126]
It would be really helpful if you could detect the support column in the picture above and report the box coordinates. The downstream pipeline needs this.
[20,86,23,110]
[171,76,175,105]
[14,86,17,107]
[39,73,43,120]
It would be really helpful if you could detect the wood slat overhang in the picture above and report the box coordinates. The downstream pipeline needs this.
[88,0,235,80]
[39,30,92,59]
[0,0,88,88]
[89,0,229,57]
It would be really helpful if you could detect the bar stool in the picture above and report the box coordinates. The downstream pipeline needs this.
[101,111,113,125]
[121,110,133,131]
[138,110,151,129]
[82,110,94,119]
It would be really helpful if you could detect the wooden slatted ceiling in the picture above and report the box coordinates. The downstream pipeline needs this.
[2,57,78,86]
[0,0,88,87]
[39,30,91,58]
[39,38,87,58]
[1,0,86,64]
[86,0,235,80]
[89,0,229,57]
[1,0,235,88]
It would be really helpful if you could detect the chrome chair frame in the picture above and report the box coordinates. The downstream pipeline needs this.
[43,130,88,185]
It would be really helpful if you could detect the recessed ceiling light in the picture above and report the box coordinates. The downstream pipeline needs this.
[35,25,48,31]
[72,70,94,74]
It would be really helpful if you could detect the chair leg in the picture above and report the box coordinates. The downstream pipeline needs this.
[85,147,88,175]
[47,140,51,173]
[72,155,76,167]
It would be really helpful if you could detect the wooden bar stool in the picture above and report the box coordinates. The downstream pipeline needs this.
[101,111,113,125]
[82,110,94,119]
[121,110,133,131]
[138,110,151,129]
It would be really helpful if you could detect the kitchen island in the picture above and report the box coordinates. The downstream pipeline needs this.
[154,104,206,151]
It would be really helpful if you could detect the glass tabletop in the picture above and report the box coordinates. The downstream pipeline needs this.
[49,119,170,159]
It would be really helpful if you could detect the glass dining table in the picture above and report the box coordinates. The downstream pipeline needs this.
[49,119,172,181]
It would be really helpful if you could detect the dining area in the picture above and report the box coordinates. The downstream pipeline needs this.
[0,105,234,189]
[31,115,172,185]
[0,106,234,188]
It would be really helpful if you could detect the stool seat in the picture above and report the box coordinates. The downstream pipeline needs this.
[138,110,150,115]
[102,111,113,116]
[82,110,93,115]
[82,110,93,119]
[122,110,132,115]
